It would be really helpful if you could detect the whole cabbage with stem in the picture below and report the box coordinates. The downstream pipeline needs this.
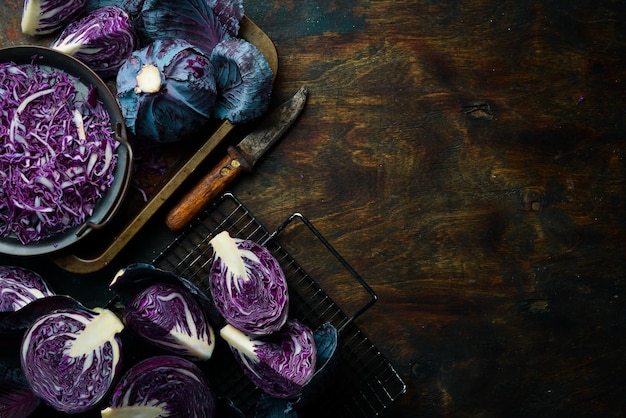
[137,0,272,124]
[116,38,217,143]
[51,6,138,78]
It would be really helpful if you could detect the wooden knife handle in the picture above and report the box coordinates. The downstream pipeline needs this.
[165,146,251,231]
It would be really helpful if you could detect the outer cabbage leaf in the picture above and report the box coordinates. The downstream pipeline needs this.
[255,394,299,418]
[0,266,54,313]
[289,323,340,409]
[101,355,216,418]
[51,6,138,78]
[20,306,124,413]
[210,0,244,37]
[21,0,88,36]
[139,0,230,56]
[86,0,145,15]
[216,396,246,418]
[209,231,288,336]
[0,295,84,346]
[116,38,217,143]
[221,319,317,399]
[210,38,273,123]
[0,375,41,418]
[122,282,216,360]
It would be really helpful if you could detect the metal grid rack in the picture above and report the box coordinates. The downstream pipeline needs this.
[152,193,406,417]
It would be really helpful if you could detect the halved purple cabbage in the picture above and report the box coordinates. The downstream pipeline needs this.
[220,319,317,399]
[209,231,288,336]
[20,305,124,413]
[101,355,216,418]
[138,0,231,56]
[51,6,138,78]
[21,0,88,36]
[0,266,54,313]
[122,282,216,360]
[116,38,217,143]
[210,37,273,123]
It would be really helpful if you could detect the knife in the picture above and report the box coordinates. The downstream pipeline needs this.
[165,85,308,231]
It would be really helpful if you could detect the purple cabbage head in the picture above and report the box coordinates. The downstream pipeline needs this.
[210,37,273,123]
[122,282,216,360]
[21,0,88,36]
[51,6,138,78]
[116,38,217,143]
[221,319,317,399]
[0,266,54,313]
[209,231,288,336]
[20,305,124,413]
[101,355,216,418]
[138,0,230,56]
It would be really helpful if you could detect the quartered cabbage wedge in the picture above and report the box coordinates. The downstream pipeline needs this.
[21,0,88,35]
[110,263,217,360]
[209,231,288,336]
[220,319,317,399]
[50,6,137,77]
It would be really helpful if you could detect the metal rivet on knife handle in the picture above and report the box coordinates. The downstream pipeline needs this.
[164,86,308,232]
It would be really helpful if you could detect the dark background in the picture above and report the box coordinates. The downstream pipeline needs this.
[2,1,626,417]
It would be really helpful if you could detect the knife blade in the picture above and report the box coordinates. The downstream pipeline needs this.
[165,85,308,231]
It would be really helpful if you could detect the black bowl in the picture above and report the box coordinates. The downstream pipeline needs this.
[0,46,133,256]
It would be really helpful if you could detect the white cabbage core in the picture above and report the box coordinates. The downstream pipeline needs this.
[69,308,124,357]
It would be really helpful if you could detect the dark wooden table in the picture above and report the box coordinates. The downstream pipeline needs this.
[2,1,626,417]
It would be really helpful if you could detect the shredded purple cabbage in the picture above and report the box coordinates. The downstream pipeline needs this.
[0,61,118,245]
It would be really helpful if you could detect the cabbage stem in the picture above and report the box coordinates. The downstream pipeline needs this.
[210,231,252,281]
[101,406,163,418]
[21,0,41,35]
[220,324,259,361]
[69,309,124,357]
[135,64,162,94]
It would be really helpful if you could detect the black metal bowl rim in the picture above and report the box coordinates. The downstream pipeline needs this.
[0,45,133,257]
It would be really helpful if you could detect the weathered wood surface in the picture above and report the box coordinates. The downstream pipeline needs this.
[2,1,626,417]
[239,1,626,416]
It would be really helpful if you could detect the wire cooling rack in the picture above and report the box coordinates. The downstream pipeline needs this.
[151,193,406,417]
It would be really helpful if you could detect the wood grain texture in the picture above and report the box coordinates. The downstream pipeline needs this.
[1,1,625,417]
[235,1,626,416]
